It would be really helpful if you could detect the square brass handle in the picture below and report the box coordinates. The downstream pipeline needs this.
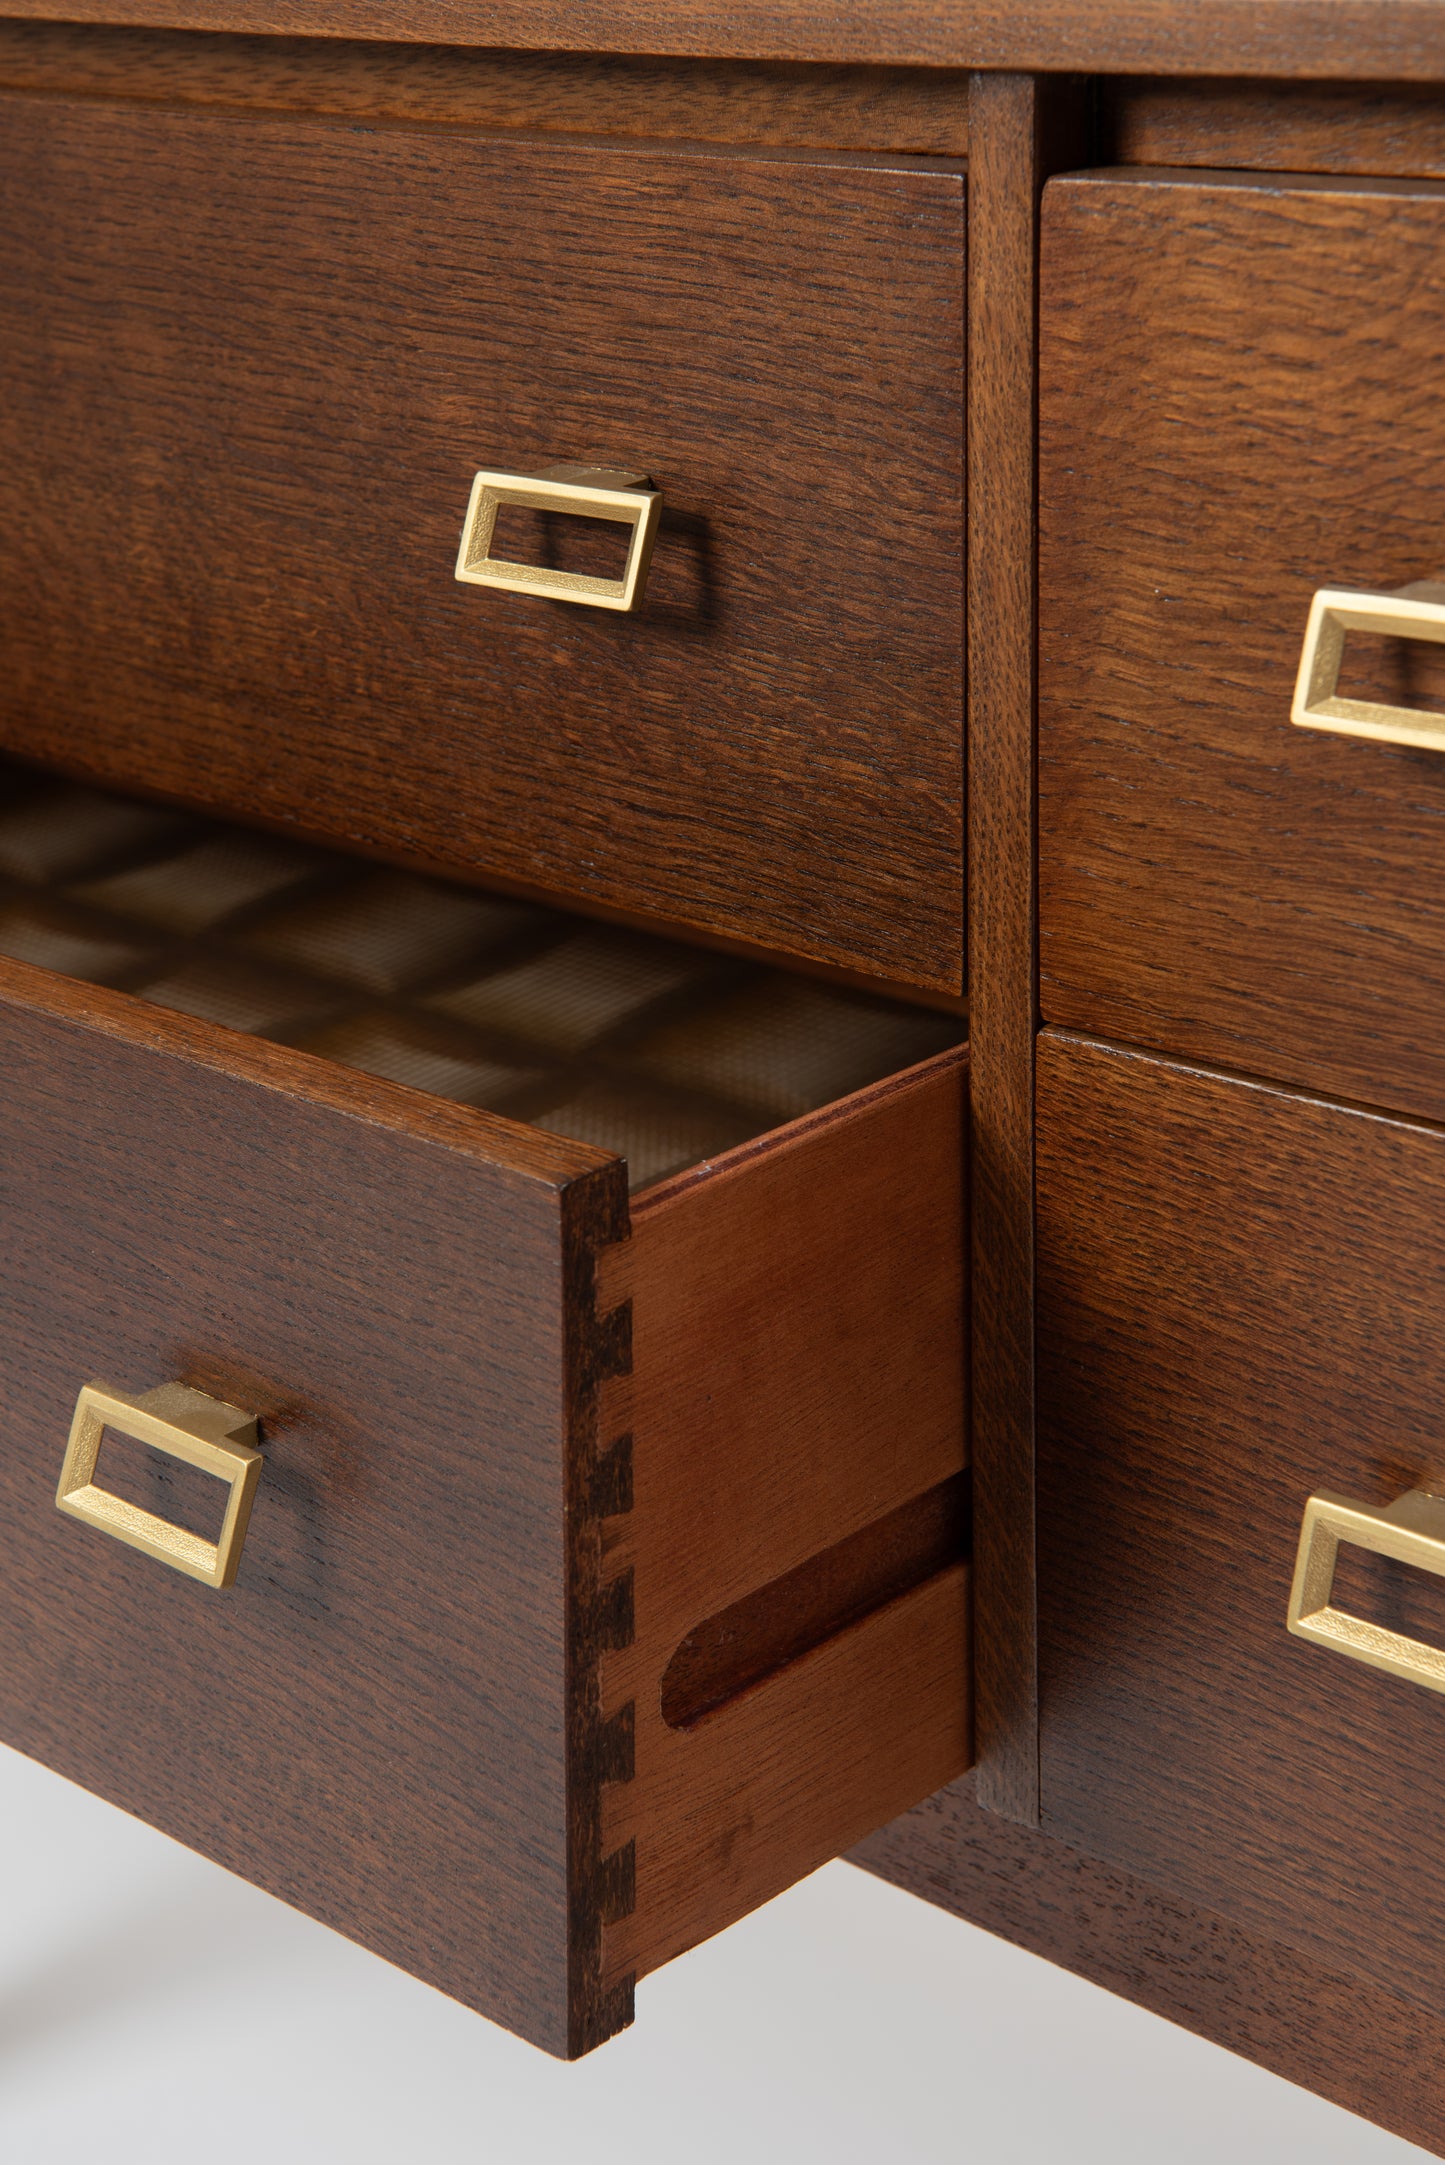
[1292,578,1445,752]
[1287,1486,1445,1693]
[455,461,661,613]
[56,1383,262,1590]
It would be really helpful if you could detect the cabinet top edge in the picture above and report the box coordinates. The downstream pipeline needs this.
[6,0,1445,82]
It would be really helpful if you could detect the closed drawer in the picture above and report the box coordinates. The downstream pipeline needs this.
[0,763,967,2056]
[0,95,965,995]
[1037,1029,1445,2011]
[1039,169,1445,1119]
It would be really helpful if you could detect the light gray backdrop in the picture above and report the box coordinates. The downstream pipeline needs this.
[0,1744,1422,2164]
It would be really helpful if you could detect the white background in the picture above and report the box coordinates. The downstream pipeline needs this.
[0,1743,1424,2165]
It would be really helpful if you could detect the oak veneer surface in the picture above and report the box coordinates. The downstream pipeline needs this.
[853,1779,1445,2159]
[0,97,965,992]
[0,24,971,151]
[6,0,1445,80]
[1039,171,1445,1123]
[965,71,1043,1824]
[0,952,629,2058]
[1034,1030,1445,2025]
[1105,75,1445,176]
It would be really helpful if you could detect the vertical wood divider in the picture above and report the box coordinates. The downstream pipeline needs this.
[966,72,1085,1822]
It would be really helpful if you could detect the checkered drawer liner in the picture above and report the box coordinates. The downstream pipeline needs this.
[0,765,962,1190]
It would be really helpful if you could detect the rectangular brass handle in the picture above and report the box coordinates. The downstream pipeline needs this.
[1292,579,1445,752]
[455,461,661,613]
[56,1382,262,1590]
[1287,1486,1445,1692]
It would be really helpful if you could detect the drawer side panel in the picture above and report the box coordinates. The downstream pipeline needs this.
[599,1046,970,1979]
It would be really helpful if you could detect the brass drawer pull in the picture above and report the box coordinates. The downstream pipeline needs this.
[56,1383,262,1590]
[1292,579,1445,752]
[1287,1486,1445,1692]
[455,462,661,613]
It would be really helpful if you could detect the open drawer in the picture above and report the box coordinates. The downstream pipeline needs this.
[0,764,969,2055]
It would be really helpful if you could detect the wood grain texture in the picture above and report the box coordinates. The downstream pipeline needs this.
[4,0,1445,80]
[0,97,964,991]
[610,1568,970,1989]
[598,1047,970,1983]
[1039,171,1445,1123]
[1105,75,1445,176]
[0,23,969,152]
[0,946,968,2050]
[964,74,1040,1824]
[0,951,630,2058]
[1034,1029,1445,2026]
[852,1780,1445,2158]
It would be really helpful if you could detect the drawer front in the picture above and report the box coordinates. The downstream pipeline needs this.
[0,967,626,2057]
[1039,170,1445,1119]
[0,871,968,2054]
[0,97,965,993]
[1037,1030,1445,2010]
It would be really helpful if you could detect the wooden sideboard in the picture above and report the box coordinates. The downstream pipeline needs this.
[2,5,1445,2148]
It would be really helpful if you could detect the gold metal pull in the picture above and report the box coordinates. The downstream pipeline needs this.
[56,1383,262,1589]
[1292,579,1445,751]
[455,462,661,613]
[1287,1486,1445,1692]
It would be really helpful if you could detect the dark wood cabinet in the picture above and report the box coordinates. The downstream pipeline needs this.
[8,12,1445,2149]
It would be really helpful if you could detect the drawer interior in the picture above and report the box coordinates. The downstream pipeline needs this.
[0,758,961,1192]
[0,754,969,2052]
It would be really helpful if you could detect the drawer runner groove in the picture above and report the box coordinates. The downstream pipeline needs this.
[660,1470,971,1730]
